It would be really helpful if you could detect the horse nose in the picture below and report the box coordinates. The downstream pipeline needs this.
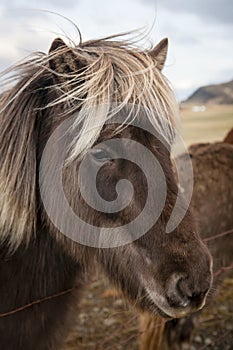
[165,273,210,310]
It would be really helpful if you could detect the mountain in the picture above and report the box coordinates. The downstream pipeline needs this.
[184,79,233,105]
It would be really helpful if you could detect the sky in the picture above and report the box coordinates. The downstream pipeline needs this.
[0,0,232,100]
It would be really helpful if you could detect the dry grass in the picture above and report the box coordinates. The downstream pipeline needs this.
[63,276,233,350]
[62,277,139,350]
[180,104,233,145]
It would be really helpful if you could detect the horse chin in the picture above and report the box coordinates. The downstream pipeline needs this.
[142,289,175,319]
[143,286,206,320]
[149,303,173,319]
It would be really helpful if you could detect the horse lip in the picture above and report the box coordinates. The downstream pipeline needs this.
[145,286,195,319]
[141,274,208,318]
[196,297,207,312]
[151,304,172,319]
[153,298,206,319]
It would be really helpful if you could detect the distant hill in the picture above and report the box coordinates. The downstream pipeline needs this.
[184,79,233,105]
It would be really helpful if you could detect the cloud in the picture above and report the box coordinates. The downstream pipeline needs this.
[0,57,12,70]
[1,0,77,9]
[146,0,233,24]
[0,0,232,101]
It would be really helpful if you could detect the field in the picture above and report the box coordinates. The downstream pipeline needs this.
[180,104,233,146]
[63,105,233,350]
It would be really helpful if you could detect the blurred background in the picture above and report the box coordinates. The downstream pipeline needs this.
[0,2,232,349]
[0,0,233,98]
[0,0,232,145]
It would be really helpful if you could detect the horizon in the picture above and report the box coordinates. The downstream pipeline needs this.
[181,77,233,103]
[0,0,232,101]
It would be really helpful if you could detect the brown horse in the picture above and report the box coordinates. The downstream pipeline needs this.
[0,33,212,350]
[140,130,233,350]
[224,127,233,144]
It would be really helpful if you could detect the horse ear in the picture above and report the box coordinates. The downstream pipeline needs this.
[49,37,67,53]
[48,38,86,80]
[149,38,168,71]
[48,38,69,73]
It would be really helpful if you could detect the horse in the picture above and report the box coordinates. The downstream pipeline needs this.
[0,33,213,350]
[140,129,233,350]
[224,127,233,144]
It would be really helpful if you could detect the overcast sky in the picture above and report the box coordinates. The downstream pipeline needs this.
[0,0,232,100]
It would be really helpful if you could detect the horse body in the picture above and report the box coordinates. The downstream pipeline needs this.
[177,140,233,272]
[140,133,233,350]
[0,33,212,349]
[162,138,233,350]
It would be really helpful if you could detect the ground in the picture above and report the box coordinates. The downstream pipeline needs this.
[63,276,139,350]
[63,276,233,350]
[63,104,233,350]
[180,104,233,146]
[191,278,233,350]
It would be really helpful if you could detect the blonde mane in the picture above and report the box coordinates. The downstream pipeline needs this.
[0,32,179,249]
[50,36,178,159]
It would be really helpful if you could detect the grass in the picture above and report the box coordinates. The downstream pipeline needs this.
[180,104,233,146]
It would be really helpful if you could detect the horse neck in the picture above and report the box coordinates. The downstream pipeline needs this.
[0,227,80,308]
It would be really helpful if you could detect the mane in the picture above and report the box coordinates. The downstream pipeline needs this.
[0,32,179,249]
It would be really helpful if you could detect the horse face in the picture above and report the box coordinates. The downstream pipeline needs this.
[37,37,212,319]
[61,123,213,319]
[0,32,213,322]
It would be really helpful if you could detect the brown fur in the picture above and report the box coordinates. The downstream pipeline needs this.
[224,127,233,144]
[140,130,233,350]
[140,313,166,350]
[0,33,212,349]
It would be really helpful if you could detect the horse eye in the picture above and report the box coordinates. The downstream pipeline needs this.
[91,148,113,162]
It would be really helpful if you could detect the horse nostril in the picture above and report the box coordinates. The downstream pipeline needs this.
[177,278,209,308]
[166,274,209,310]
[176,279,191,306]
[166,274,191,309]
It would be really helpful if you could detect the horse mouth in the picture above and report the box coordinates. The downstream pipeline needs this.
[143,287,173,318]
[144,286,199,319]
[151,303,172,319]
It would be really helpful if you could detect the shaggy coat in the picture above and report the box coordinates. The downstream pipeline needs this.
[0,33,212,349]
